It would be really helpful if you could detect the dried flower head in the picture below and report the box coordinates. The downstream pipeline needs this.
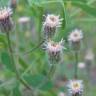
[0,7,13,32]
[43,39,65,63]
[43,14,62,39]
[67,80,83,96]
[68,29,83,42]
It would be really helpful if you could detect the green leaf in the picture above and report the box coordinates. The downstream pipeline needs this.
[18,57,28,70]
[0,34,7,48]
[1,52,14,72]
[13,82,21,96]
[23,74,54,91]
[23,74,45,87]
[40,81,54,91]
[28,0,45,6]
[72,1,96,17]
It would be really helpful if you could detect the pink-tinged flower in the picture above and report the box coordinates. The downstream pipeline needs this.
[68,29,83,42]
[43,39,65,63]
[0,7,12,20]
[67,80,83,95]
[43,14,63,39]
[0,7,13,32]
[43,14,62,28]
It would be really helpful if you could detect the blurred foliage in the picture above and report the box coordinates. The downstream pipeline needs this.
[0,0,96,96]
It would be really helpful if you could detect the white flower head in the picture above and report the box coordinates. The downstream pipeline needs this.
[0,7,13,32]
[43,14,62,28]
[0,7,12,20]
[58,92,65,96]
[67,80,83,95]
[44,39,65,53]
[68,29,83,42]
[78,62,86,69]
[85,49,94,61]
[18,17,30,23]
[43,39,66,63]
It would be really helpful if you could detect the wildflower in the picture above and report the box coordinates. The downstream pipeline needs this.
[18,17,30,32]
[0,7,13,33]
[58,92,65,96]
[67,80,83,96]
[78,62,85,69]
[85,49,94,75]
[18,17,30,24]
[43,14,62,39]
[68,29,83,42]
[85,49,94,61]
[43,39,65,63]
[68,29,83,51]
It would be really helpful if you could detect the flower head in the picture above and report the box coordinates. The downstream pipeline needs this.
[43,14,62,28]
[58,92,65,96]
[43,14,63,39]
[43,39,65,63]
[67,80,83,95]
[0,7,13,32]
[18,17,30,24]
[78,62,86,69]
[85,49,94,61]
[68,29,83,42]
[44,39,64,53]
[0,7,12,20]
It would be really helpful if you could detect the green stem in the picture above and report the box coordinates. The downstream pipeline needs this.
[48,64,56,80]
[74,51,79,79]
[6,32,33,91]
[23,40,44,55]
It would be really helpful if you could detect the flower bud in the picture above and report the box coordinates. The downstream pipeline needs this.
[0,7,13,33]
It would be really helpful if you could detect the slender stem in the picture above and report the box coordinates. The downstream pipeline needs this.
[23,40,44,55]
[47,64,56,80]
[6,32,33,91]
[74,51,79,79]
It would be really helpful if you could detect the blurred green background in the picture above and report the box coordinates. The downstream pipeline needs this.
[0,0,96,96]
